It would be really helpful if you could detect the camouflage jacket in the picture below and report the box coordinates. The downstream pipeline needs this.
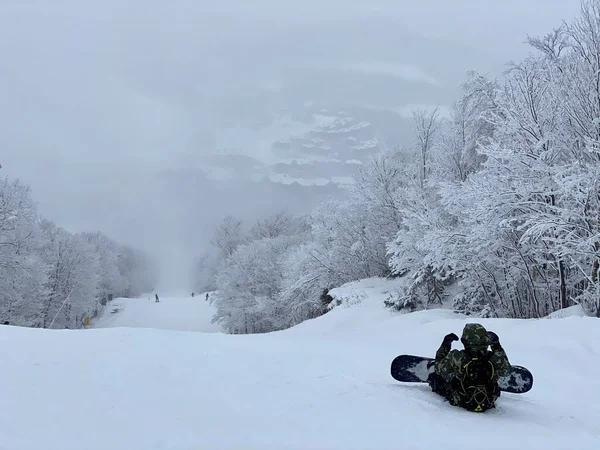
[434,344,511,381]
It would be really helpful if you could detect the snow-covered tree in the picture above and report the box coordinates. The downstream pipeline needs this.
[0,173,157,328]
[38,221,98,328]
[201,0,600,328]
[412,107,441,188]
[248,211,308,241]
[387,1,600,318]
[81,231,127,303]
[210,215,246,260]
[0,178,47,326]
[435,71,497,182]
[212,234,306,333]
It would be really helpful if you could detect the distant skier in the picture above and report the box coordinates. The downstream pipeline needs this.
[205,293,209,301]
[155,294,160,303]
[427,323,512,412]
[191,292,195,298]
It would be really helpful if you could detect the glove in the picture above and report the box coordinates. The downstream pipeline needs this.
[487,331,502,350]
[442,332,459,346]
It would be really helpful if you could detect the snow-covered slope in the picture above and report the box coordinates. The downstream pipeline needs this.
[1,281,599,449]
[92,295,221,333]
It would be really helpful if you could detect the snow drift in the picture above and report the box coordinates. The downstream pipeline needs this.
[0,280,599,450]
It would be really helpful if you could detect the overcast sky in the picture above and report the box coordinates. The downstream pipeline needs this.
[0,0,584,289]
[0,0,581,167]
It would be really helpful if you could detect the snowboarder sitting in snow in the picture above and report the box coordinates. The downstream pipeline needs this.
[427,323,511,412]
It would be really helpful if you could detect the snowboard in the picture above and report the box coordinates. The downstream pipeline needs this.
[391,354,533,394]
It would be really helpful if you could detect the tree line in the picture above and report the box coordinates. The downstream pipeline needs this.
[194,1,600,333]
[0,176,157,328]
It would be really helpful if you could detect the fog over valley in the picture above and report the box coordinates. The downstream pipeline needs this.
[0,0,582,290]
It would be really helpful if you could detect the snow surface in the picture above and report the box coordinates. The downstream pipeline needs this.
[546,304,588,319]
[326,276,409,308]
[1,278,599,449]
[93,295,221,333]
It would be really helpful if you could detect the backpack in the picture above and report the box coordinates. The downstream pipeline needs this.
[458,352,497,412]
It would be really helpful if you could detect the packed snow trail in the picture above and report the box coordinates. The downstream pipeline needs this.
[1,279,599,449]
[92,294,221,333]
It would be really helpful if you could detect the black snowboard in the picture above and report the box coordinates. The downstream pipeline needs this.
[391,354,533,394]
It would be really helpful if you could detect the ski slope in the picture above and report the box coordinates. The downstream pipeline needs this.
[1,279,599,449]
[92,294,221,333]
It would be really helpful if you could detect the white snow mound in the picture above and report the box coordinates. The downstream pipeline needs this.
[546,304,588,319]
[0,278,599,449]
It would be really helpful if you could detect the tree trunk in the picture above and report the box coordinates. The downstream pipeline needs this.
[558,259,568,309]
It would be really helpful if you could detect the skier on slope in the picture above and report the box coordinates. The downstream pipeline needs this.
[427,323,512,412]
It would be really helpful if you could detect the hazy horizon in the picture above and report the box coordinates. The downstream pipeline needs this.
[0,0,582,290]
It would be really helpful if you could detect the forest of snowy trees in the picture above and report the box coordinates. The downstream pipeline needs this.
[197,1,600,333]
[0,176,157,328]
